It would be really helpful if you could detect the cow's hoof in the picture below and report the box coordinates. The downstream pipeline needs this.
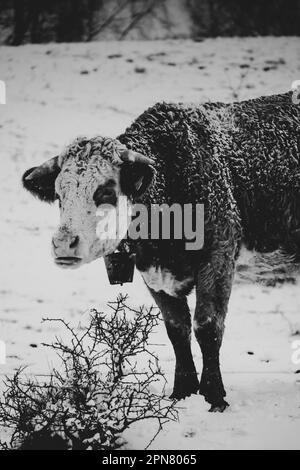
[199,371,227,409]
[170,375,200,400]
[208,400,230,413]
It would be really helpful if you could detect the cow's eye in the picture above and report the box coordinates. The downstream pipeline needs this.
[93,186,117,206]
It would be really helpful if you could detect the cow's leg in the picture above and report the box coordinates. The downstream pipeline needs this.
[148,288,199,399]
[194,259,235,412]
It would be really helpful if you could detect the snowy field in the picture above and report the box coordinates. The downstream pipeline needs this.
[0,37,300,449]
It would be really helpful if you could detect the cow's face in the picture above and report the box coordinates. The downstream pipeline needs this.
[22,137,155,268]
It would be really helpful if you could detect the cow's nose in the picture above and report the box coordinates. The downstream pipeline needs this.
[52,233,80,256]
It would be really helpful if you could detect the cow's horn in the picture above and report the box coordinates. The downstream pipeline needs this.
[120,149,154,166]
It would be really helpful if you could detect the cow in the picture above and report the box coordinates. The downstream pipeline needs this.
[22,91,300,412]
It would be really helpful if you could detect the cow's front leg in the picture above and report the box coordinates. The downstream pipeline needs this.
[194,262,234,412]
[148,288,199,400]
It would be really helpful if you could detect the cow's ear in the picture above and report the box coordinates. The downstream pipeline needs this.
[119,149,155,198]
[22,156,60,203]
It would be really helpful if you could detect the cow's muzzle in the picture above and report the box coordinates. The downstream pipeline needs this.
[54,256,82,267]
[52,231,82,267]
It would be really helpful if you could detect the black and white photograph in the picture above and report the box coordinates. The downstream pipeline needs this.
[0,0,300,452]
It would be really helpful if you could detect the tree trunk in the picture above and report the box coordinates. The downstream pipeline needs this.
[13,0,25,45]
[29,0,40,43]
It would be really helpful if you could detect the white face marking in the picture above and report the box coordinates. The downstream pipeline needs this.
[141,266,193,297]
[52,137,131,267]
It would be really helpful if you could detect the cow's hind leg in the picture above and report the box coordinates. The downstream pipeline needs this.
[148,288,199,399]
[194,260,234,412]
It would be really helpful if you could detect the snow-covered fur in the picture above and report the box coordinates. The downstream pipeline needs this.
[22,91,300,412]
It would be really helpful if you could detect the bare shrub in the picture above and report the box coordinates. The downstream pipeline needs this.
[0,294,177,450]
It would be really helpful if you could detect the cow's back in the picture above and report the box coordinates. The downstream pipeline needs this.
[222,92,300,254]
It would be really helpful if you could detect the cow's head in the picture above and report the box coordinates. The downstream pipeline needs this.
[22,136,155,268]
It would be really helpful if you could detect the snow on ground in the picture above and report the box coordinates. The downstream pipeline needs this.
[0,37,300,449]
